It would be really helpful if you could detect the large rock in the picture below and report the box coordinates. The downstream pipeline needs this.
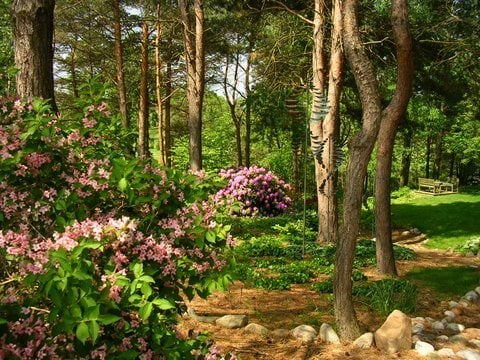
[374,310,412,354]
[437,348,455,357]
[215,314,248,329]
[292,325,317,343]
[245,323,269,336]
[353,332,374,349]
[456,349,480,360]
[187,308,220,323]
[319,323,340,344]
[464,291,479,302]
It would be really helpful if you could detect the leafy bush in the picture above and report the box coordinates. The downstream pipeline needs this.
[0,98,235,359]
[214,166,293,217]
[459,236,480,255]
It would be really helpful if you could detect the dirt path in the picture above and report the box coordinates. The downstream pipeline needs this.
[178,241,480,360]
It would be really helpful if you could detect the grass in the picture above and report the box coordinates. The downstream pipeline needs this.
[405,266,480,298]
[391,188,480,250]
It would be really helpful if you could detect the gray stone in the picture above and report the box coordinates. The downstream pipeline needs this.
[374,310,412,354]
[456,349,480,360]
[469,340,480,349]
[353,332,374,349]
[415,340,435,356]
[442,318,450,326]
[432,321,445,331]
[444,310,456,319]
[446,323,465,333]
[215,314,249,329]
[187,308,220,323]
[449,335,469,345]
[449,301,461,309]
[319,323,340,344]
[245,323,269,336]
[412,322,425,334]
[292,325,317,343]
[271,328,291,339]
[464,291,479,302]
[437,348,455,357]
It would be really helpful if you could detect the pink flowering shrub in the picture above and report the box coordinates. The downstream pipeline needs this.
[214,166,293,217]
[0,98,235,359]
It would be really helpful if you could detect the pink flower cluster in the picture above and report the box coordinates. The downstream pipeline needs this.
[214,166,292,217]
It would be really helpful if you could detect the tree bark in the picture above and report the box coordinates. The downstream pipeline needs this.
[375,0,413,275]
[334,0,383,341]
[137,19,150,159]
[112,0,128,129]
[244,40,253,168]
[12,0,57,111]
[179,0,205,171]
[165,58,172,167]
[155,3,165,166]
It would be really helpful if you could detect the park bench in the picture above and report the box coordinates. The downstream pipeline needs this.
[418,177,458,195]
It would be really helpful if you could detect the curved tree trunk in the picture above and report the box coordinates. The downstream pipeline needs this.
[12,0,57,111]
[113,0,128,129]
[375,0,413,275]
[334,0,383,341]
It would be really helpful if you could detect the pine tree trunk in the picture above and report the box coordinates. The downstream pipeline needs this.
[165,59,172,167]
[112,0,128,129]
[156,3,165,166]
[375,0,413,275]
[244,43,252,168]
[137,20,150,159]
[12,0,57,111]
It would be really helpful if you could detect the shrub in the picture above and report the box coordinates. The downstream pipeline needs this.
[459,236,480,256]
[214,166,293,217]
[0,98,235,359]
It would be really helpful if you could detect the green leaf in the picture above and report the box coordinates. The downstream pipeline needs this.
[70,304,82,319]
[152,298,175,310]
[141,283,152,299]
[139,302,153,321]
[118,177,128,192]
[76,322,89,344]
[0,318,7,324]
[98,314,121,325]
[89,320,99,344]
[138,275,154,283]
[85,305,100,320]
[205,230,216,243]
[132,263,143,279]
[116,350,141,359]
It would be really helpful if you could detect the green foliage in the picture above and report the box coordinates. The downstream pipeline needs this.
[459,236,480,256]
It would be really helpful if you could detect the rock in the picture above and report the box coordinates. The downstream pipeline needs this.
[415,340,435,356]
[464,291,479,302]
[215,315,248,329]
[437,348,455,357]
[446,323,465,333]
[245,323,269,336]
[469,340,480,349]
[475,286,480,295]
[319,323,340,344]
[456,349,480,360]
[460,300,470,308]
[187,308,220,324]
[412,322,425,334]
[292,325,317,343]
[449,301,461,309]
[436,335,449,342]
[353,332,374,349]
[271,328,291,339]
[432,321,445,331]
[374,310,412,354]
[444,310,456,319]
[412,317,426,323]
[449,335,469,345]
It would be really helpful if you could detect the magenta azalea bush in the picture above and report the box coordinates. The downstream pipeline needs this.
[0,98,235,359]
[214,166,292,217]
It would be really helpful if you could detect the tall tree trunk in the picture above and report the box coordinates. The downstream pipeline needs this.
[137,19,150,159]
[12,0,57,111]
[112,0,128,128]
[334,0,382,341]
[399,124,412,187]
[375,0,413,275]
[244,41,252,168]
[155,3,166,166]
[165,59,172,167]
[179,0,205,171]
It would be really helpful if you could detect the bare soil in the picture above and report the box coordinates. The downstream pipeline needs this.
[178,235,480,360]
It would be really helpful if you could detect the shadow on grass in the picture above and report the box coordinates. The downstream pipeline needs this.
[405,266,480,297]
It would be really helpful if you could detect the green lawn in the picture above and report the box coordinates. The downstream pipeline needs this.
[391,188,480,250]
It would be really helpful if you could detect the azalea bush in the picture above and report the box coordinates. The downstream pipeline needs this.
[0,98,235,359]
[214,166,292,217]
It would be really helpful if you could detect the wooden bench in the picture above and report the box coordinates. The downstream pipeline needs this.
[418,177,458,195]
[418,178,442,194]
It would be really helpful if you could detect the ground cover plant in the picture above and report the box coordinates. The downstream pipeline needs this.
[391,189,480,250]
[0,99,235,359]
